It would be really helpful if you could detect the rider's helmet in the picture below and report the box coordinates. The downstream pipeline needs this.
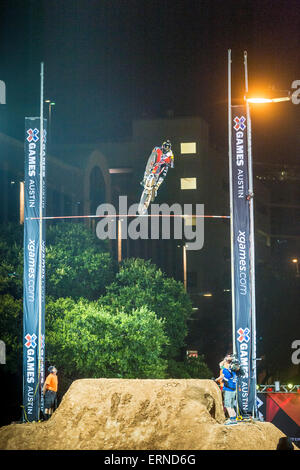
[162,140,172,154]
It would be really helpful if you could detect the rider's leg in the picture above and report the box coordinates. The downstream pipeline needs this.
[140,172,149,186]
[154,167,168,195]
[154,176,165,197]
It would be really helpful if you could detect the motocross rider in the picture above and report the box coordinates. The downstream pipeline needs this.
[141,140,174,196]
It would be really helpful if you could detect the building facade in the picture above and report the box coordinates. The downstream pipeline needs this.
[1,115,277,293]
[2,115,279,363]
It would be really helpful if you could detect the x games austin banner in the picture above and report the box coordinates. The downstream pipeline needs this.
[231,106,255,416]
[23,118,47,421]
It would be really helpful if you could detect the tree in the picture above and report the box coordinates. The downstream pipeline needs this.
[0,222,211,393]
[0,223,23,299]
[0,224,23,374]
[0,222,115,302]
[0,294,22,373]
[46,223,116,300]
[167,356,212,379]
[100,258,193,359]
[46,297,168,380]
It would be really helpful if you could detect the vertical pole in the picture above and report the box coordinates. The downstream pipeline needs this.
[3,162,8,222]
[183,244,187,292]
[244,51,257,418]
[20,182,24,224]
[228,49,236,355]
[38,62,44,421]
[48,102,51,144]
[118,219,122,263]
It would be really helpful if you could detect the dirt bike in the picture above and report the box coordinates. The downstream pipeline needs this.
[138,173,159,215]
[138,159,169,215]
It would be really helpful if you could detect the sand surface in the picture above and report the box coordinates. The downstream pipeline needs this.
[0,379,294,450]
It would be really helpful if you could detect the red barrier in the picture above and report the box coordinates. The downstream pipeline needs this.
[258,392,300,448]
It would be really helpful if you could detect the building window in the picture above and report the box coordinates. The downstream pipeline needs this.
[180,142,197,154]
[180,178,197,190]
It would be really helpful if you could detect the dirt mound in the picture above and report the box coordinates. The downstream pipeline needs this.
[0,379,293,450]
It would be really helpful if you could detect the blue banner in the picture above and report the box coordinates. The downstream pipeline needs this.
[231,106,255,416]
[23,118,47,422]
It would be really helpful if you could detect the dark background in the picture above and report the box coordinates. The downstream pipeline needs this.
[0,0,299,162]
[0,0,299,426]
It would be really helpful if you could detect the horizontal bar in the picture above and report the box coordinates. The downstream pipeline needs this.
[27,214,230,221]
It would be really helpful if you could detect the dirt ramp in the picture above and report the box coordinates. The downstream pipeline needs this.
[0,379,292,450]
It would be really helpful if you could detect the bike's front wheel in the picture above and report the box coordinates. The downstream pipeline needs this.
[138,189,152,215]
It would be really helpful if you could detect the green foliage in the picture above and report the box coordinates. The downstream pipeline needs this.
[0,222,116,301]
[0,223,23,248]
[0,224,23,298]
[0,225,23,374]
[0,222,115,379]
[100,258,193,359]
[0,223,212,385]
[46,223,116,300]
[46,297,168,379]
[0,294,22,372]
[167,356,212,379]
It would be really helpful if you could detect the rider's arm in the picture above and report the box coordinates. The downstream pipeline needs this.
[170,152,174,168]
[163,151,174,168]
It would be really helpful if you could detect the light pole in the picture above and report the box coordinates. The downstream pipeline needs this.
[243,57,292,418]
[292,258,300,277]
[45,99,55,143]
[244,51,258,419]
[228,49,236,355]
[177,243,188,291]
[19,181,24,224]
[183,244,187,292]
[118,219,123,263]
[0,79,6,104]
[246,96,291,104]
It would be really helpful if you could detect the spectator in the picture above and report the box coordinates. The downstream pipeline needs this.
[42,366,58,420]
[215,359,225,392]
[222,356,237,425]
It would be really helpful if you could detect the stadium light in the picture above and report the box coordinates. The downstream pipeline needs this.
[291,258,300,277]
[245,96,291,104]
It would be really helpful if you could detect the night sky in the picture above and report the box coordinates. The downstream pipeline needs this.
[0,0,299,163]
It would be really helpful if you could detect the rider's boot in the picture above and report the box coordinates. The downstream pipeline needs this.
[155,177,164,196]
